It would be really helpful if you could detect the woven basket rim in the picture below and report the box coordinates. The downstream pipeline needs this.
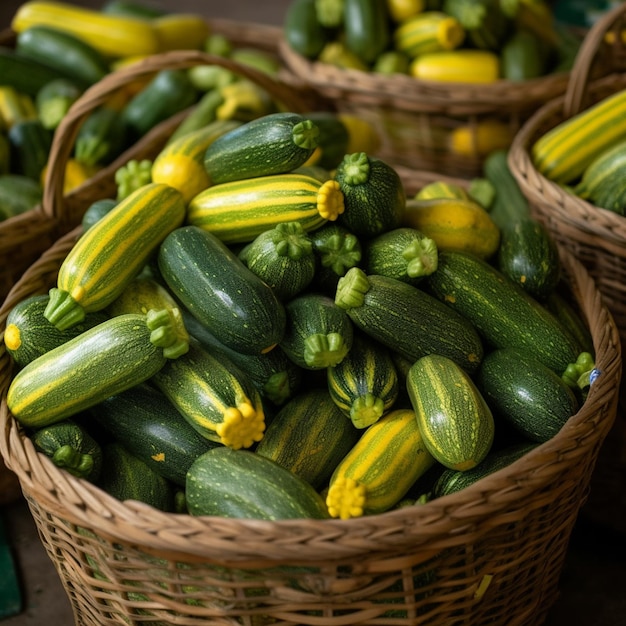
[0,227,620,565]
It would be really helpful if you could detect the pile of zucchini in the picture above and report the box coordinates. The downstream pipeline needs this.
[283,0,581,82]
[4,109,596,522]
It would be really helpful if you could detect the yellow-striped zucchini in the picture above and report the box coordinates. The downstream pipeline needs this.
[187,173,345,244]
[394,11,465,58]
[44,183,186,330]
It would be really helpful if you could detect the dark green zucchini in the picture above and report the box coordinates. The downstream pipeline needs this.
[343,0,390,64]
[283,0,329,59]
[543,288,594,355]
[74,105,130,167]
[280,292,354,370]
[335,267,484,374]
[8,119,53,181]
[255,388,361,490]
[0,174,43,220]
[81,198,118,231]
[157,225,286,356]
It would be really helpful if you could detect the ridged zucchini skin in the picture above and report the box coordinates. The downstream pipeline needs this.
[44,183,186,331]
[407,354,495,471]
[255,388,361,490]
[280,292,354,370]
[157,225,286,355]
[531,88,626,185]
[5,294,109,368]
[89,384,219,487]
[326,408,436,518]
[425,250,581,375]
[187,173,344,245]
[335,268,484,374]
[7,312,180,429]
[151,340,266,450]
[203,112,320,185]
[327,333,399,429]
[477,347,579,443]
[335,152,405,237]
[186,447,331,520]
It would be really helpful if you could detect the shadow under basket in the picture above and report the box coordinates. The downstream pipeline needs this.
[0,215,621,625]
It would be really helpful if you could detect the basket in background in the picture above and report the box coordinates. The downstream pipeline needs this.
[0,153,621,623]
[508,2,626,535]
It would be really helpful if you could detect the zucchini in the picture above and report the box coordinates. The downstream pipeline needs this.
[186,446,330,520]
[16,25,109,87]
[7,310,185,429]
[255,388,361,490]
[81,198,118,231]
[500,28,549,81]
[425,250,582,375]
[574,139,626,201]
[89,384,219,487]
[5,294,109,368]
[30,418,103,481]
[410,49,501,83]
[335,267,484,374]
[0,86,37,129]
[343,0,390,64]
[8,118,53,182]
[151,14,210,52]
[0,174,43,220]
[151,340,266,450]
[393,11,465,58]
[102,0,168,18]
[280,292,354,370]
[442,0,511,50]
[326,408,436,518]
[335,152,406,237]
[543,288,593,355]
[283,0,329,59]
[304,111,350,170]
[187,172,344,245]
[238,220,316,301]
[44,183,186,331]
[363,226,438,285]
[35,78,83,130]
[203,112,320,185]
[74,105,130,168]
[477,347,579,443]
[327,332,399,428]
[157,225,286,355]
[99,442,175,511]
[415,179,471,201]
[407,353,495,470]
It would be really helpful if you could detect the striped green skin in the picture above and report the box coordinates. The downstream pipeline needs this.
[575,139,626,200]
[187,173,338,245]
[151,340,266,450]
[585,174,626,215]
[203,112,319,185]
[89,384,218,487]
[45,183,185,330]
[99,442,175,511]
[161,119,241,161]
[394,11,465,58]
[425,250,581,375]
[7,314,170,429]
[157,225,286,355]
[280,292,354,370]
[327,333,399,429]
[326,408,436,518]
[477,347,579,443]
[5,294,108,368]
[544,290,594,355]
[255,388,361,490]
[531,88,626,185]
[407,354,495,471]
[186,446,331,520]
[335,268,484,374]
[432,442,538,498]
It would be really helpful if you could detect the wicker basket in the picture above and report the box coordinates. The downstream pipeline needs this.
[276,12,618,178]
[0,18,312,304]
[0,153,621,623]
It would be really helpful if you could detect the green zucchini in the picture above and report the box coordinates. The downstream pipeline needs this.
[500,28,550,81]
[102,0,168,17]
[363,227,439,286]
[186,446,331,519]
[152,340,266,450]
[442,0,511,51]
[99,442,175,511]
[335,267,484,374]
[5,294,109,368]
[425,250,582,375]
[305,111,350,170]
[16,25,109,87]
[343,0,390,64]
[30,418,103,481]
[8,118,53,181]
[280,292,354,370]
[476,347,579,443]
[187,172,344,245]
[0,174,42,220]
[7,310,185,429]
[326,408,436,518]
[88,384,219,487]
[238,220,316,301]
[255,388,361,490]
[80,198,118,231]
[283,0,329,59]
[45,183,186,331]
[335,152,406,237]
[327,332,399,428]
[74,105,130,167]
[543,288,593,355]
[157,225,286,355]
[203,112,320,185]
[35,78,83,130]
[574,139,626,201]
